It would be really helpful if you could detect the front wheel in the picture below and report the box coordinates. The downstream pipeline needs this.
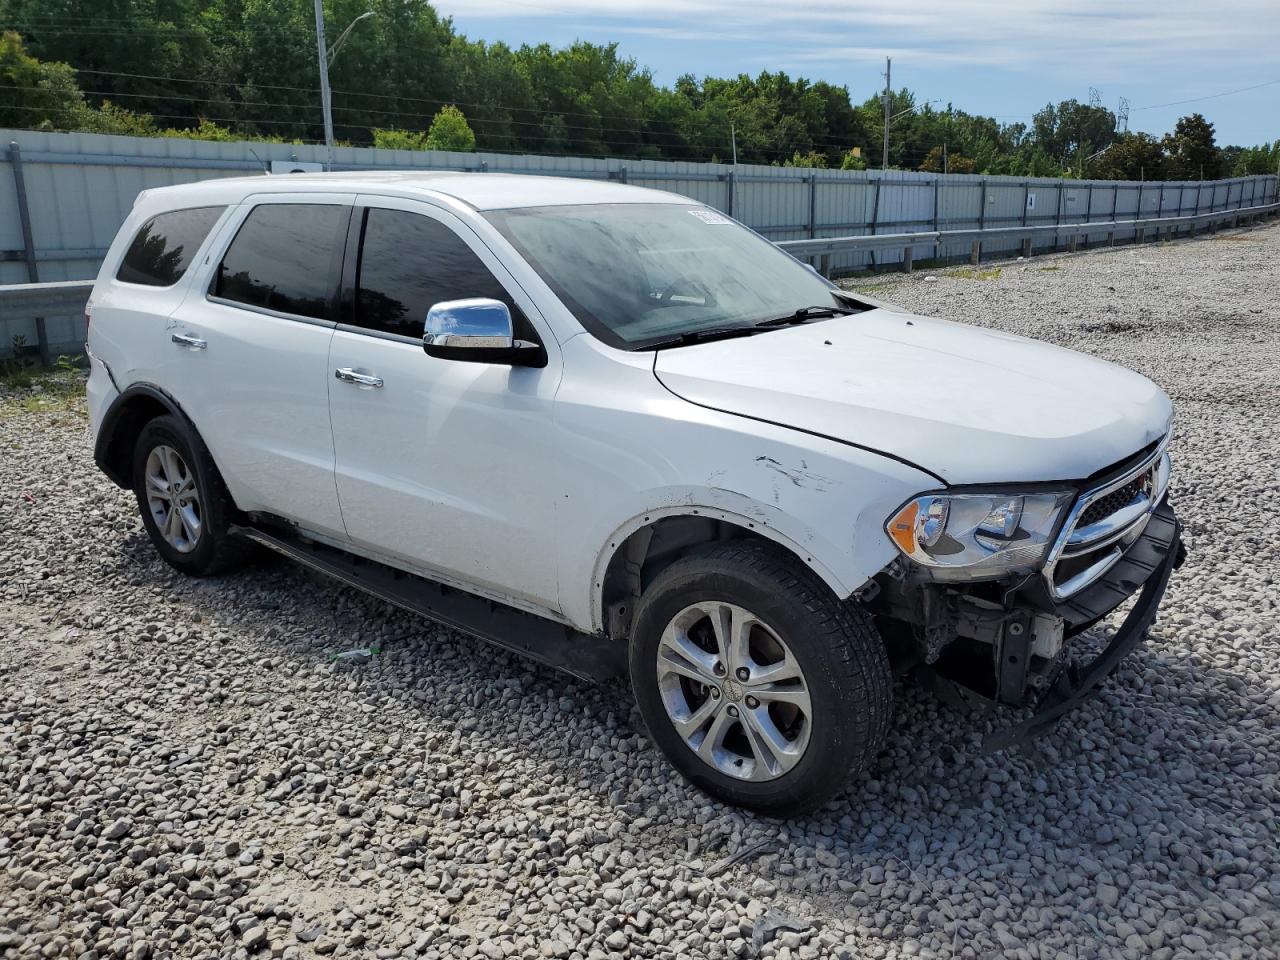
[629,541,893,815]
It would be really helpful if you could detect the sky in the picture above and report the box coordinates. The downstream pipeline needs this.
[432,0,1279,149]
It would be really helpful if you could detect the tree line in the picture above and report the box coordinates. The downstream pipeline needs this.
[1,0,1276,180]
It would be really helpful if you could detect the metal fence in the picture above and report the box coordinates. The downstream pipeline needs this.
[3,127,1277,286]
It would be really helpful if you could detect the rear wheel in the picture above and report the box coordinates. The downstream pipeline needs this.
[629,541,892,814]
[132,415,250,576]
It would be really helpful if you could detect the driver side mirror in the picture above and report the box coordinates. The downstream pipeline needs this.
[423,298,546,367]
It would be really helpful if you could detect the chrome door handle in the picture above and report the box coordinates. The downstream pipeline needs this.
[335,367,384,388]
[171,332,207,350]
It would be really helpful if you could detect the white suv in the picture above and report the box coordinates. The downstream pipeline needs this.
[86,173,1183,814]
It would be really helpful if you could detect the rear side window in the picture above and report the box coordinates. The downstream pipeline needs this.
[354,208,526,338]
[116,206,224,287]
[213,203,346,319]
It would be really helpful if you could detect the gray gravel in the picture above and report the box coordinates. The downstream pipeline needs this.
[3,223,1280,959]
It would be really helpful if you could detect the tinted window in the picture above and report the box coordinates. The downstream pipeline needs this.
[214,204,345,319]
[116,206,224,287]
[355,208,525,338]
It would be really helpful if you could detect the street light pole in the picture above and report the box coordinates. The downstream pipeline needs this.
[312,0,334,163]
[881,57,891,170]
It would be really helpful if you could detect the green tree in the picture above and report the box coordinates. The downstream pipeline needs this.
[79,100,159,136]
[1228,140,1279,176]
[1163,113,1222,179]
[784,149,827,168]
[1,0,213,127]
[0,29,86,129]
[1031,99,1117,169]
[0,2,1254,174]
[840,150,868,171]
[1092,132,1166,181]
[917,145,974,174]
[423,104,476,151]
[372,127,431,151]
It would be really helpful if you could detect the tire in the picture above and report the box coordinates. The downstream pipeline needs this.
[629,540,892,815]
[131,414,251,577]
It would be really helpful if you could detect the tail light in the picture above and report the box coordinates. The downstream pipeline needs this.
[85,299,93,334]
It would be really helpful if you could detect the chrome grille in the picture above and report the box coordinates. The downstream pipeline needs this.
[1044,441,1171,600]
[1077,476,1145,528]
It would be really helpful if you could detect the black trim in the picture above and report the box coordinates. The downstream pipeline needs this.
[327,204,356,326]
[338,204,364,328]
[93,383,196,488]
[423,338,548,368]
[232,522,625,682]
[650,354,948,486]
[204,295,337,328]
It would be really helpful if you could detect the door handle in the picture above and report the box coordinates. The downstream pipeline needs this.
[171,332,207,350]
[335,367,384,389]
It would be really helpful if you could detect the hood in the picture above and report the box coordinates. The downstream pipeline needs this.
[653,309,1171,485]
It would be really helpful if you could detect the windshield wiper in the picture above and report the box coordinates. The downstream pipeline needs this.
[643,325,765,350]
[754,305,854,327]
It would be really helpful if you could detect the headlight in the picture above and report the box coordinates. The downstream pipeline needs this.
[885,490,1074,581]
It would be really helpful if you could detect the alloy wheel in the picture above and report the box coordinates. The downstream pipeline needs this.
[144,444,202,553]
[654,601,812,781]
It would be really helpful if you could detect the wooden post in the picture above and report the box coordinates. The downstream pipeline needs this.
[1021,237,1032,258]
[902,246,913,273]
[970,240,981,266]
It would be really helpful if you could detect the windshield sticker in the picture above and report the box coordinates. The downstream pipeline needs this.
[688,209,732,225]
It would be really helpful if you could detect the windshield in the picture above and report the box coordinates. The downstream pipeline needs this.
[483,203,852,349]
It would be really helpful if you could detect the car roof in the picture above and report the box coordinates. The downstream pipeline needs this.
[135,171,693,212]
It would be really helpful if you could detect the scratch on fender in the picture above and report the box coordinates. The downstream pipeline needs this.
[754,456,833,492]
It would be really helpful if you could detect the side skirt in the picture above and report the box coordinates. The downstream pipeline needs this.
[230,524,627,683]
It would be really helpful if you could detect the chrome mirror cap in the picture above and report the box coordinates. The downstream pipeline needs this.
[422,298,547,368]
[424,298,514,350]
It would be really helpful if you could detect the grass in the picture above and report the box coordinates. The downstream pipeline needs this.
[1038,265,1062,271]
[848,280,902,294]
[948,266,1003,281]
[0,364,87,418]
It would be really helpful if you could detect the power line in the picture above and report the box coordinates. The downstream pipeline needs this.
[1131,79,1280,111]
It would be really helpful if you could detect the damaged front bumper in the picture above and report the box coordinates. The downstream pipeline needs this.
[877,499,1184,749]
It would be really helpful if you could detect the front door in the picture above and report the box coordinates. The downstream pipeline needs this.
[171,195,351,538]
[327,198,563,615]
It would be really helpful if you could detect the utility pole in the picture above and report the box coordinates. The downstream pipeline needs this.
[312,0,334,164]
[881,57,891,169]
[730,121,737,166]
[943,142,948,175]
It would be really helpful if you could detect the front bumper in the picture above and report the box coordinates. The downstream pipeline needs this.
[983,500,1183,750]
[906,499,1183,749]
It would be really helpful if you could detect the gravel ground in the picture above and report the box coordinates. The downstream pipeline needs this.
[2,223,1279,960]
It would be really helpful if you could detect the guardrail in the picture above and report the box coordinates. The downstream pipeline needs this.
[778,202,1280,273]
[0,279,93,362]
[1,203,1277,360]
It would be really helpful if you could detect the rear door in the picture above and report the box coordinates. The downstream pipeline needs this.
[167,194,352,538]
[88,203,233,405]
[327,196,563,614]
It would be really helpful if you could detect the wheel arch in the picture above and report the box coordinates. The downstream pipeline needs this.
[591,505,857,639]
[94,383,200,489]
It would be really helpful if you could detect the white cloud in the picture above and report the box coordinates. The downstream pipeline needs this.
[434,0,1280,81]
